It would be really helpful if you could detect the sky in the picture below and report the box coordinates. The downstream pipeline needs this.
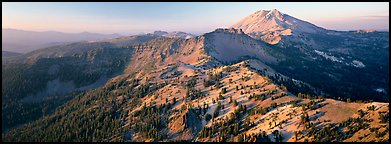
[2,2,389,35]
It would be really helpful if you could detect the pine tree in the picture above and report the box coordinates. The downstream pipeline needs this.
[346,98,351,103]
[173,97,176,104]
[221,87,227,94]
[279,131,283,142]
[219,93,224,100]
[234,124,239,135]
[205,114,212,122]
[238,134,243,142]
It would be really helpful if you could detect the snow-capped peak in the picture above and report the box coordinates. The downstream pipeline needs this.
[267,9,283,19]
[230,9,326,44]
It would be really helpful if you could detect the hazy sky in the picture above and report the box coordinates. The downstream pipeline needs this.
[2,2,389,35]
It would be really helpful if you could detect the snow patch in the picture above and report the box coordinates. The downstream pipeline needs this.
[314,50,366,68]
[351,60,365,68]
[374,88,386,94]
[314,50,343,63]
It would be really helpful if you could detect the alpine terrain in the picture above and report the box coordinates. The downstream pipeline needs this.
[2,9,389,142]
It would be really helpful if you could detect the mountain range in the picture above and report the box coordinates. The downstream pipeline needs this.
[2,29,122,53]
[150,30,195,39]
[2,9,389,142]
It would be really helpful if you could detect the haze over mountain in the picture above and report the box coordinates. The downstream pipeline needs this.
[2,9,389,142]
[2,51,22,58]
[2,29,122,53]
[150,30,196,39]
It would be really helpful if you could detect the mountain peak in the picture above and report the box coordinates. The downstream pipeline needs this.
[163,31,195,39]
[253,9,282,17]
[269,9,283,17]
[152,30,169,36]
[231,9,325,44]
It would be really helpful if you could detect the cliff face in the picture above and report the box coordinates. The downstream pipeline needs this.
[167,106,202,141]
